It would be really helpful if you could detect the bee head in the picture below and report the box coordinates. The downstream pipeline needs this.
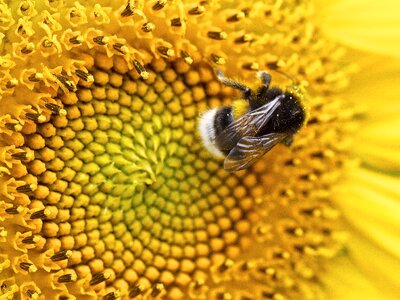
[285,83,310,126]
[285,83,304,101]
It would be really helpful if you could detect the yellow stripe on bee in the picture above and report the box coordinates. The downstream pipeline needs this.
[231,99,249,120]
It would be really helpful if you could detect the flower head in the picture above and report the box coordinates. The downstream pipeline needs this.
[1,0,391,299]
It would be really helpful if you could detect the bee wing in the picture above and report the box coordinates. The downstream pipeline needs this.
[224,132,288,172]
[217,96,282,150]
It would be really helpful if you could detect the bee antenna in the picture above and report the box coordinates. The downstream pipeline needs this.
[270,68,298,85]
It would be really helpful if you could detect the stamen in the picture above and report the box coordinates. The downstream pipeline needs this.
[113,43,128,54]
[216,292,232,300]
[28,73,44,82]
[262,292,284,300]
[20,262,37,272]
[207,31,228,40]
[5,123,23,131]
[157,46,175,57]
[5,206,24,215]
[258,266,276,276]
[227,12,245,22]
[26,289,39,299]
[266,61,283,69]
[242,62,259,70]
[188,6,205,15]
[211,53,226,64]
[89,271,111,285]
[235,34,253,43]
[42,39,53,48]
[51,250,72,261]
[30,209,50,220]
[133,60,149,79]
[121,1,135,17]
[17,183,37,192]
[181,51,193,64]
[45,103,67,116]
[26,113,46,123]
[152,0,167,11]
[21,43,34,54]
[6,79,18,88]
[242,8,251,16]
[104,291,120,300]
[150,283,164,297]
[75,70,94,83]
[17,25,26,36]
[93,36,107,45]
[141,22,155,32]
[129,284,144,298]
[22,235,38,244]
[171,18,183,27]
[193,278,205,289]
[69,9,79,18]
[69,35,83,44]
[240,261,255,271]
[5,206,21,215]
[20,2,30,12]
[54,74,77,92]
[218,259,234,273]
[57,273,77,283]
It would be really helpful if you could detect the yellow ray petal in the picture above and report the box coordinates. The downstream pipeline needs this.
[323,256,397,300]
[347,230,400,296]
[346,167,400,199]
[340,53,400,117]
[353,144,400,172]
[334,182,400,259]
[315,0,400,57]
[353,118,400,172]
[331,168,400,297]
[357,118,400,147]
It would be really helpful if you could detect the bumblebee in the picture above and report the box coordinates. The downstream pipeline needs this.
[199,70,308,172]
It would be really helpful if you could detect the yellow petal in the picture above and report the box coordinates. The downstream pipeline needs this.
[333,166,400,297]
[334,168,400,259]
[354,144,400,172]
[358,119,400,147]
[341,52,400,171]
[347,231,400,297]
[323,256,397,300]
[315,0,400,57]
[341,52,400,113]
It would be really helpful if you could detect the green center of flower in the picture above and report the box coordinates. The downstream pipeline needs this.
[65,57,254,292]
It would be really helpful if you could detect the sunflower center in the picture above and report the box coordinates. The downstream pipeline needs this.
[57,55,257,297]
[0,51,347,299]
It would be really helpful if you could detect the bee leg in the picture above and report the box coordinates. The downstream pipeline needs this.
[257,71,271,88]
[216,70,252,98]
[283,135,294,147]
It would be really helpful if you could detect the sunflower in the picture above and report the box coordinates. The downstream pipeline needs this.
[0,0,398,299]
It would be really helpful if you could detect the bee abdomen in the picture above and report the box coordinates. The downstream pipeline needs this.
[214,106,233,137]
[199,108,227,159]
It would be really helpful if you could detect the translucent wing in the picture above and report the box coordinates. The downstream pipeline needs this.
[216,96,283,150]
[224,133,289,172]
